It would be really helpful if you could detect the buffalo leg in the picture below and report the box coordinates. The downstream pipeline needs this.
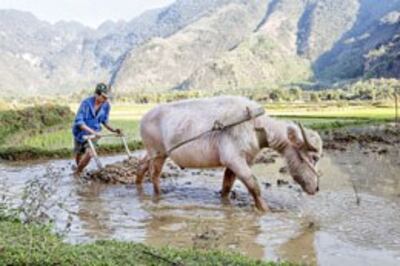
[136,153,149,185]
[221,168,236,199]
[225,159,269,212]
[149,156,166,195]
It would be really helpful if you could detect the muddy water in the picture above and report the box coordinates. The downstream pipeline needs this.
[1,145,400,265]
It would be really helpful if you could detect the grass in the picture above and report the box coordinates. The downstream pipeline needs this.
[0,105,74,145]
[0,101,396,160]
[19,120,141,149]
[0,120,142,160]
[268,106,395,120]
[265,102,395,130]
[0,213,285,266]
[0,105,143,160]
[0,100,395,264]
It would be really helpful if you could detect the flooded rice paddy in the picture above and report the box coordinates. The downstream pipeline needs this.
[1,144,400,265]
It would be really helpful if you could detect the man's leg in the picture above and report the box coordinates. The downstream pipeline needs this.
[74,140,84,166]
[76,149,92,173]
[74,141,93,174]
[75,153,82,165]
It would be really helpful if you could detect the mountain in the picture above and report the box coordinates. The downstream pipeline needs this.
[111,0,400,93]
[0,1,232,97]
[1,0,400,97]
[113,0,272,92]
[314,0,400,81]
[362,11,400,79]
[0,10,104,97]
[173,0,314,91]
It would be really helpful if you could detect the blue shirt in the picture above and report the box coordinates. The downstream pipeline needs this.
[72,96,111,143]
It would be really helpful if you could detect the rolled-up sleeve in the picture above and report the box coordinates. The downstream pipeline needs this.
[101,104,110,124]
[74,102,89,127]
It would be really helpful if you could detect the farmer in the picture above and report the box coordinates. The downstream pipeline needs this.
[72,83,122,174]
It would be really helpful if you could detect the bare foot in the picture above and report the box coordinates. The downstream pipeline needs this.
[255,198,270,213]
[221,196,231,206]
[73,169,82,178]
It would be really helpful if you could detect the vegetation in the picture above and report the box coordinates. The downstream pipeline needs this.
[0,105,144,160]
[0,141,143,161]
[0,105,73,145]
[0,98,396,161]
[1,79,399,161]
[364,35,400,79]
[70,79,400,104]
[0,208,284,266]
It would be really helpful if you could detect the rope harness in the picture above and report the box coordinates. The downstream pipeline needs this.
[85,107,324,196]
[146,106,266,162]
[82,107,266,169]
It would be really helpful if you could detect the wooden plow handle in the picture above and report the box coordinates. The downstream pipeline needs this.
[83,133,133,170]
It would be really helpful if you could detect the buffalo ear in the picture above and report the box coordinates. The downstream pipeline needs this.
[287,126,302,148]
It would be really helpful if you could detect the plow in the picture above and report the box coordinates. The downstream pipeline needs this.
[83,133,181,184]
[83,133,133,170]
[82,133,140,183]
[83,106,267,183]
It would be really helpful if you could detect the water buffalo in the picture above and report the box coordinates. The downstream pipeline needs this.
[136,96,322,211]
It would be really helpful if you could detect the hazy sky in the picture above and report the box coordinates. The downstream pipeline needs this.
[0,0,176,28]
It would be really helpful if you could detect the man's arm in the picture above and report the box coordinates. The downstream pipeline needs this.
[80,124,100,136]
[103,123,122,135]
[101,104,122,134]
[75,102,101,137]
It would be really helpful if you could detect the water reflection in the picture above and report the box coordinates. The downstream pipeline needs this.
[142,199,265,258]
[1,145,400,265]
[279,224,317,265]
[76,182,113,240]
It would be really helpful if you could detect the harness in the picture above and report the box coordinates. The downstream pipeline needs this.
[147,106,267,162]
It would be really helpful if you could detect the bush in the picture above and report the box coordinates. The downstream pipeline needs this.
[0,105,74,145]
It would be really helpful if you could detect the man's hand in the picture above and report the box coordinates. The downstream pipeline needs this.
[114,128,123,135]
[103,123,123,135]
[81,124,101,139]
[93,132,102,140]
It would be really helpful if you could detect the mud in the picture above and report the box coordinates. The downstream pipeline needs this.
[85,123,399,186]
[322,123,400,152]
[1,124,400,265]
[85,157,140,184]
[84,156,219,185]
[84,148,278,185]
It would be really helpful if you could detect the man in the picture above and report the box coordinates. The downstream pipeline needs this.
[72,83,122,174]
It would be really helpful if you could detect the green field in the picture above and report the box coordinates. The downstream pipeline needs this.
[19,120,141,150]
[0,102,397,264]
[0,102,397,160]
[0,209,284,266]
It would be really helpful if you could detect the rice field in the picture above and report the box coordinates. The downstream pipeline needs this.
[19,120,141,151]
[3,102,398,155]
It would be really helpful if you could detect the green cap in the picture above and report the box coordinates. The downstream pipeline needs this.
[95,83,109,98]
